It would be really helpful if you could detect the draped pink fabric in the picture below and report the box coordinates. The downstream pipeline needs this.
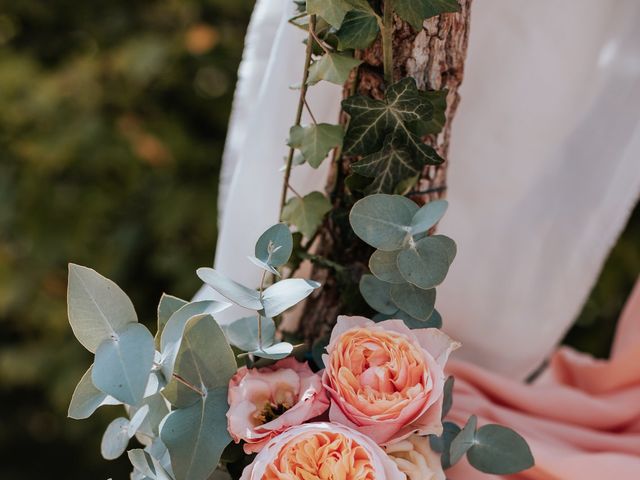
[446,278,640,479]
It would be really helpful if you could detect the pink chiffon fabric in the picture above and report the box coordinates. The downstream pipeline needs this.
[445,278,640,479]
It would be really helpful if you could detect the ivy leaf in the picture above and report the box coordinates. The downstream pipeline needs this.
[336,10,380,50]
[416,90,448,135]
[351,134,423,194]
[281,191,332,238]
[466,424,535,474]
[344,0,377,15]
[342,78,443,164]
[307,53,362,86]
[288,124,344,168]
[307,0,351,28]
[393,0,461,31]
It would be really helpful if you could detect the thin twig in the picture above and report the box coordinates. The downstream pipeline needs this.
[172,374,205,396]
[303,97,318,125]
[288,183,304,200]
[309,27,332,55]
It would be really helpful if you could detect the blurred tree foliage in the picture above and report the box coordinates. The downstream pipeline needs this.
[0,0,253,478]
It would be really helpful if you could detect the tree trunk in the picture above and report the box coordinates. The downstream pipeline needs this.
[294,1,473,342]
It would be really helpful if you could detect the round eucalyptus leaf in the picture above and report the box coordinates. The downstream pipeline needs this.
[450,414,477,466]
[397,236,453,289]
[127,404,150,438]
[223,316,276,352]
[359,274,397,315]
[255,223,293,267]
[467,424,535,475]
[397,309,442,329]
[101,416,130,460]
[390,283,436,320]
[349,194,418,251]
[68,364,121,420]
[431,421,462,469]
[410,200,448,235]
[261,278,321,318]
[92,323,155,406]
[196,267,262,310]
[369,249,405,284]
[251,342,294,360]
[67,263,138,353]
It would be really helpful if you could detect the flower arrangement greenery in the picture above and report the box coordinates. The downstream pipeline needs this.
[66,1,535,479]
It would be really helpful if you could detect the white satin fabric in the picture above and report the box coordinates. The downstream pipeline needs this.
[200,0,640,379]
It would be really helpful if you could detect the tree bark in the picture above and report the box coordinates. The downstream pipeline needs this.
[294,1,473,342]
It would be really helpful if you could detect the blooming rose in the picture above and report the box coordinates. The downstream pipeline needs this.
[239,422,405,480]
[323,316,459,444]
[385,434,446,480]
[227,357,329,453]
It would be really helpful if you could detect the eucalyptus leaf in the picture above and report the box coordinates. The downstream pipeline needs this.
[349,194,417,251]
[161,388,231,480]
[251,342,294,360]
[393,0,460,30]
[307,53,362,86]
[101,417,131,460]
[281,191,332,238]
[156,294,187,350]
[307,0,351,28]
[311,337,330,369]
[397,236,454,289]
[430,421,461,469]
[359,274,397,315]
[410,200,448,234]
[162,314,236,409]
[92,323,155,406]
[196,268,262,310]
[288,123,344,168]
[128,449,157,479]
[133,393,170,440]
[68,365,121,420]
[369,249,405,284]
[262,278,321,318]
[390,282,436,320]
[396,308,442,329]
[128,404,150,438]
[336,10,380,50]
[441,376,455,419]
[352,134,424,194]
[467,424,535,474]
[450,415,477,466]
[67,263,138,353]
[255,223,293,267]
[223,316,276,352]
[247,256,279,275]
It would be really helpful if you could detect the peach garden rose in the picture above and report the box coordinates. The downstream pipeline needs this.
[239,422,405,480]
[323,316,460,444]
[227,357,329,453]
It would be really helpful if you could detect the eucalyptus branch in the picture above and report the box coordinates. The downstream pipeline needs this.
[279,15,316,215]
[382,1,394,85]
[257,269,268,348]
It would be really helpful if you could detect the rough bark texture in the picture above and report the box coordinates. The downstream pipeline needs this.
[294,1,472,343]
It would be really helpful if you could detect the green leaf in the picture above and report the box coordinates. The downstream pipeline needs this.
[251,342,294,360]
[281,191,332,238]
[196,268,262,310]
[441,376,455,419]
[163,315,236,409]
[255,223,293,267]
[349,194,417,251]
[132,393,170,439]
[360,274,397,315]
[450,414,477,466]
[410,200,448,234]
[342,78,443,166]
[67,263,138,353]
[223,316,276,352]
[416,90,448,135]
[307,53,362,86]
[101,417,130,460]
[307,0,351,28]
[128,449,157,478]
[156,293,187,349]
[92,323,155,406]
[393,0,461,30]
[369,249,405,284]
[390,282,436,320]
[161,389,231,480]
[288,124,344,168]
[467,424,535,474]
[336,10,380,50]
[127,404,150,437]
[262,278,321,318]
[68,365,120,420]
[397,235,455,289]
[352,134,423,194]
[247,256,279,275]
[430,421,461,469]
[311,337,330,369]
[396,308,442,329]
[345,0,376,14]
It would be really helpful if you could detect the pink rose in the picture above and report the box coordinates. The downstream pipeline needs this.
[323,316,459,444]
[240,422,405,480]
[227,357,329,453]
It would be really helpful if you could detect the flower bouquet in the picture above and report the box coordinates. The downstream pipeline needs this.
[65,1,534,479]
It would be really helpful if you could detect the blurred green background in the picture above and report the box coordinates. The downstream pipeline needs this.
[0,1,637,478]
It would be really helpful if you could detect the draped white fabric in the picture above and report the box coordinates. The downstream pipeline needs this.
[199,0,640,379]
